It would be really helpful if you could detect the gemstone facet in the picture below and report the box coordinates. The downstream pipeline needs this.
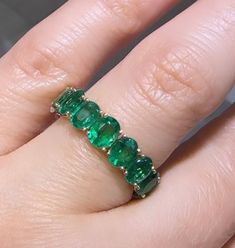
[125,156,153,185]
[88,116,120,148]
[52,88,84,116]
[52,87,160,199]
[135,171,160,197]
[108,137,138,168]
[70,101,101,129]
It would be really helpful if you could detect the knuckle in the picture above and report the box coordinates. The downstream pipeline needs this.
[134,45,213,121]
[11,37,69,82]
[101,0,145,33]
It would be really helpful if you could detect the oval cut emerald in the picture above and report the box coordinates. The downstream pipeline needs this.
[108,137,138,168]
[125,156,153,185]
[135,171,160,197]
[88,116,120,148]
[52,88,84,116]
[70,101,101,129]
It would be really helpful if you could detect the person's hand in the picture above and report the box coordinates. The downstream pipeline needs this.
[0,0,234,247]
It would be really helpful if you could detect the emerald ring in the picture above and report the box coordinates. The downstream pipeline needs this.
[51,87,160,198]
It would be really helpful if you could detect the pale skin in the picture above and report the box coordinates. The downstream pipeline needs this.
[0,0,234,247]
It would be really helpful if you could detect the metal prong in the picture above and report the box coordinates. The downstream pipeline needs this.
[141,194,146,199]
[137,148,141,154]
[141,154,146,157]
[50,106,56,113]
[134,184,140,191]
[50,102,60,113]
[65,112,71,120]
[101,147,107,153]
[120,167,127,176]
[82,127,88,132]
[122,134,127,138]
[152,167,157,174]
[118,130,125,138]
[157,174,161,184]
[55,113,61,119]
[100,110,108,117]
[82,96,89,101]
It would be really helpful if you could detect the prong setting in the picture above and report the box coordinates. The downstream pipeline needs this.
[141,194,146,199]
[157,174,161,184]
[101,147,108,153]
[51,87,160,200]
[50,106,56,113]
[134,184,140,191]
[152,167,157,174]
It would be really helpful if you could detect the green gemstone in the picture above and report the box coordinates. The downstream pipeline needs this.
[125,156,153,185]
[135,171,160,197]
[52,88,84,116]
[70,101,101,129]
[108,137,138,168]
[88,116,120,148]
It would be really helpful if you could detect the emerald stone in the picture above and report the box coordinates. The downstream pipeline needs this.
[125,156,153,185]
[135,171,160,197]
[88,116,120,148]
[70,101,101,129]
[52,88,84,116]
[108,137,138,168]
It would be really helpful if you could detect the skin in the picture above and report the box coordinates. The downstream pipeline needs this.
[0,0,234,247]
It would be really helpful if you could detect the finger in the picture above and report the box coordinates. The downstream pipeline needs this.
[85,105,235,248]
[0,0,178,154]
[224,237,235,248]
[8,0,235,212]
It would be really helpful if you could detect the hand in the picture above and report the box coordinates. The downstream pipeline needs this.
[0,0,234,247]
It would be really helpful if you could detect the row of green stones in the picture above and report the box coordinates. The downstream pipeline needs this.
[51,87,160,198]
